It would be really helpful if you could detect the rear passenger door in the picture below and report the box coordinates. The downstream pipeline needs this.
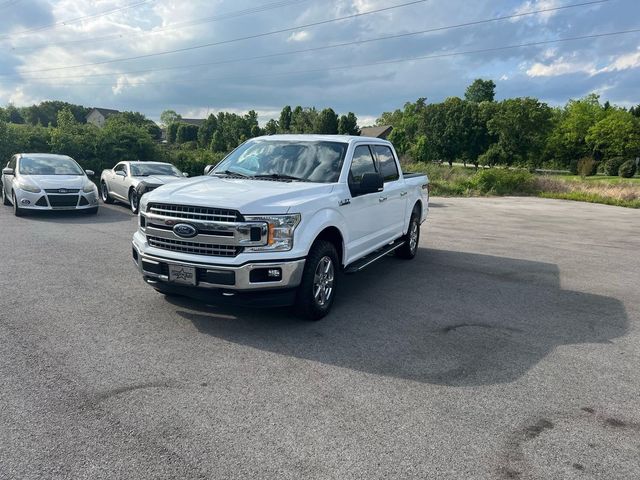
[372,145,407,239]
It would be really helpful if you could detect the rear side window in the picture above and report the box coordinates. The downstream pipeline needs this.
[373,145,399,182]
[349,145,377,182]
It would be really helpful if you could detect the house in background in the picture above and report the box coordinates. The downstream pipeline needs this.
[86,107,120,128]
[360,125,393,139]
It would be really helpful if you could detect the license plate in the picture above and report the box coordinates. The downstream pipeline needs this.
[168,264,197,286]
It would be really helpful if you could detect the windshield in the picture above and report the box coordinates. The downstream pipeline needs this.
[130,163,182,177]
[212,140,348,183]
[18,156,84,176]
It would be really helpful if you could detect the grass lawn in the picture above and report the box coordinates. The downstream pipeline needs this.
[403,163,640,208]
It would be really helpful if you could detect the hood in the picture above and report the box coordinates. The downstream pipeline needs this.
[136,175,185,186]
[145,176,334,214]
[22,175,87,190]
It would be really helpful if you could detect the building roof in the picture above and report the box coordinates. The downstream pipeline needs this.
[87,107,120,118]
[359,125,393,138]
[180,118,206,126]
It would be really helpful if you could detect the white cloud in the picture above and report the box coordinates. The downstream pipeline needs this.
[511,0,560,23]
[526,48,640,77]
[287,30,310,42]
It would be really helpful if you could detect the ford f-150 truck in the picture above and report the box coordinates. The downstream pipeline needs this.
[132,135,428,319]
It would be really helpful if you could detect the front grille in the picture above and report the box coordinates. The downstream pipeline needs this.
[147,236,239,257]
[45,188,80,194]
[48,195,79,207]
[148,203,240,222]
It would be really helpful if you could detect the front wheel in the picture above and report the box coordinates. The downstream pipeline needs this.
[295,240,339,320]
[396,208,420,259]
[1,185,10,206]
[101,181,114,204]
[12,192,24,217]
[129,189,139,214]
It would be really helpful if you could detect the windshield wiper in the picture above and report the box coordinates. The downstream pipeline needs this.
[213,169,249,178]
[253,173,309,182]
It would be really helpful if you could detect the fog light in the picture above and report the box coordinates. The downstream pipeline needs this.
[268,269,281,278]
[21,199,30,205]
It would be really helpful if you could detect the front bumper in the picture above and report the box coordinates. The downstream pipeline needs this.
[132,237,306,293]
[14,189,99,210]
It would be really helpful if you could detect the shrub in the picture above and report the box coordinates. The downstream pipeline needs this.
[470,168,536,195]
[603,157,626,176]
[576,157,598,176]
[618,159,637,178]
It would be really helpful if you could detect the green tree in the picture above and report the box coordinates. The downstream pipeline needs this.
[464,79,496,103]
[210,130,226,152]
[279,106,292,132]
[586,109,640,161]
[167,123,179,144]
[487,98,553,166]
[97,116,157,166]
[6,104,24,124]
[49,108,97,163]
[197,114,218,147]
[160,109,181,127]
[338,112,360,135]
[264,119,279,135]
[315,108,338,134]
[176,124,199,144]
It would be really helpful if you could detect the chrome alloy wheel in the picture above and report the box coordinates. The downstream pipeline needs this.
[409,218,419,253]
[313,256,335,307]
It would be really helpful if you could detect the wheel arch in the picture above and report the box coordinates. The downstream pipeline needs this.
[311,226,345,268]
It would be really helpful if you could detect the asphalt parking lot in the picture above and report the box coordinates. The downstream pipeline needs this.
[1,197,639,479]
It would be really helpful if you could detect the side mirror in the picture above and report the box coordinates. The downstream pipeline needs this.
[85,169,95,177]
[358,172,384,195]
[115,170,126,177]
[182,172,189,177]
[2,167,14,176]
[203,165,214,175]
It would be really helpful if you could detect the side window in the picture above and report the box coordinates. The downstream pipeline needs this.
[373,145,399,182]
[8,156,17,170]
[114,163,126,174]
[349,145,377,182]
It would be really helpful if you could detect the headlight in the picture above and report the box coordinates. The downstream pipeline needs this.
[244,214,301,252]
[139,194,149,213]
[16,181,41,193]
[83,182,97,193]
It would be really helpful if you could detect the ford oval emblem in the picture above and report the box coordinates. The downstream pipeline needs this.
[173,223,198,238]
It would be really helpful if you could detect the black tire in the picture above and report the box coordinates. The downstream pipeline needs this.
[295,240,339,320]
[84,206,99,215]
[101,181,114,204]
[396,207,420,259]
[12,192,24,217]
[1,185,10,206]
[129,189,139,214]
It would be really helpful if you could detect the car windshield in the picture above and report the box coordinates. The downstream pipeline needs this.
[130,163,181,176]
[18,156,84,176]
[212,140,348,183]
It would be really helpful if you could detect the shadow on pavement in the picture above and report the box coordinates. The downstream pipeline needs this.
[166,248,628,386]
[16,203,132,224]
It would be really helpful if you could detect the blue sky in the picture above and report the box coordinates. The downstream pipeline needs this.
[0,0,638,125]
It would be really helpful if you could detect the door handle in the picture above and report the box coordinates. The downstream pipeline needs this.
[400,191,408,197]
[379,196,388,202]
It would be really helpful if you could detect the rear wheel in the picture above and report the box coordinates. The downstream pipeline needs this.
[12,192,24,217]
[396,208,420,259]
[1,185,10,206]
[101,181,114,204]
[129,189,139,214]
[295,240,339,320]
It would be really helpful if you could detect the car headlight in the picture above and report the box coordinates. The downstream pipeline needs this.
[244,214,301,252]
[83,182,97,193]
[16,181,41,193]
[139,194,149,213]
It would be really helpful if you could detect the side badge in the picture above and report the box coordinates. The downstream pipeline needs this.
[338,199,351,206]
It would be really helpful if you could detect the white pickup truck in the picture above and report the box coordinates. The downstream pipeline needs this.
[132,135,428,319]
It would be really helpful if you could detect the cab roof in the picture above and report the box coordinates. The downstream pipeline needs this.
[253,134,392,145]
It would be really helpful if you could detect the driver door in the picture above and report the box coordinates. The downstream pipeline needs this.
[3,156,17,200]
[111,163,129,200]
